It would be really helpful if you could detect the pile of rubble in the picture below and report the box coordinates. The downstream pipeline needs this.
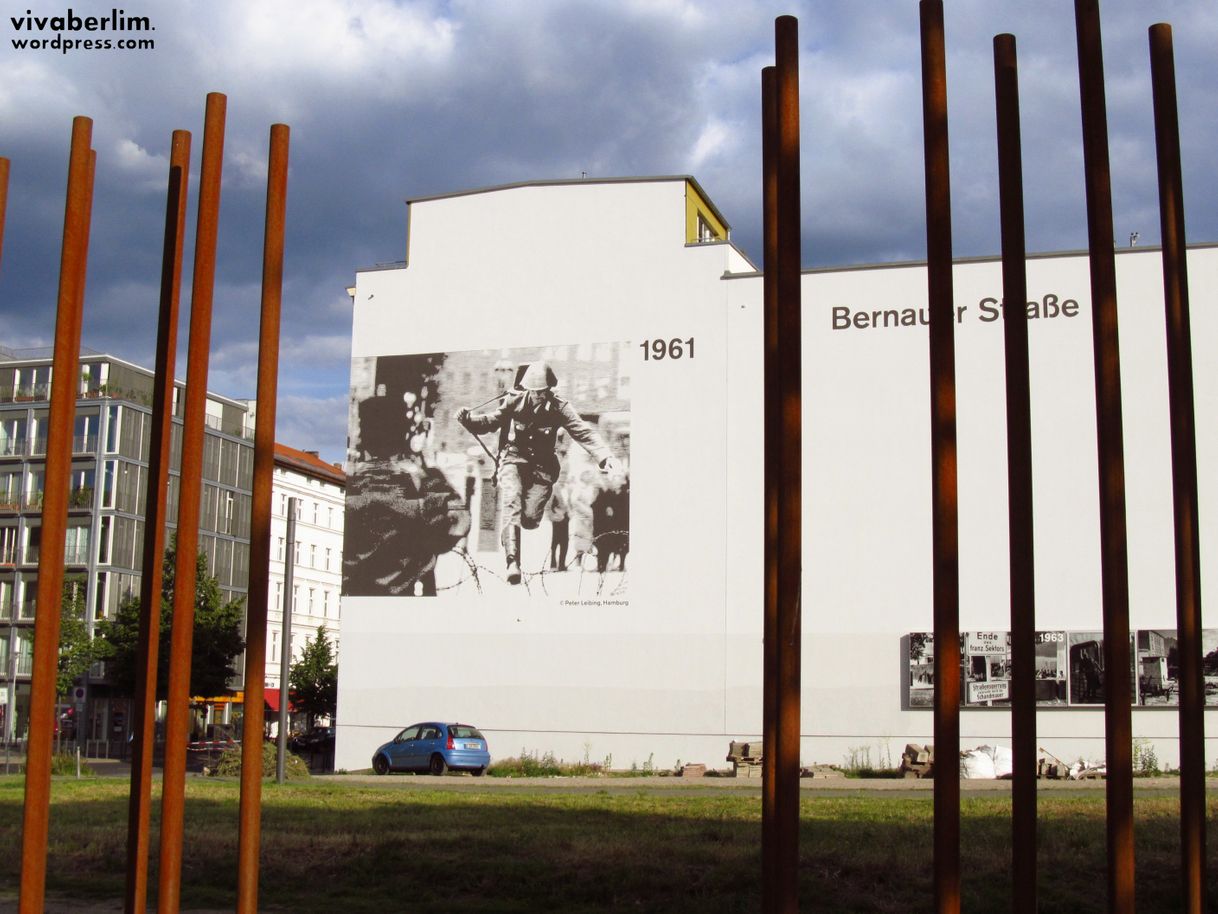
[900,743,934,778]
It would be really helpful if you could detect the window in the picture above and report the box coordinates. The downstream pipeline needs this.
[328,506,334,528]
[312,501,319,525]
[0,469,20,509]
[278,493,286,516]
[97,516,111,564]
[0,527,16,565]
[323,590,330,618]
[105,405,120,453]
[0,579,12,620]
[275,581,282,612]
[94,571,108,620]
[309,544,316,568]
[100,461,117,509]
[73,411,99,453]
[0,417,27,457]
[64,524,90,564]
[18,580,36,621]
[294,541,300,564]
[292,586,298,612]
[25,468,45,508]
[270,629,279,664]
[308,588,315,614]
[276,537,284,561]
[325,547,332,572]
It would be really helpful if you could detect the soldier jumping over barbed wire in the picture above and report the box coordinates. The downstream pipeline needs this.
[456,360,622,585]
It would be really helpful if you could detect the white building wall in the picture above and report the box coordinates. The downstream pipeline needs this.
[267,464,345,691]
[339,177,1218,773]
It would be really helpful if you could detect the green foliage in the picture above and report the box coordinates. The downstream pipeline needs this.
[19,751,97,776]
[841,744,902,779]
[1132,738,1162,777]
[95,538,245,699]
[288,624,337,728]
[50,751,94,776]
[57,579,112,698]
[209,739,311,780]
[487,748,613,778]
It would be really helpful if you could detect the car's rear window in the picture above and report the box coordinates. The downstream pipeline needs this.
[449,725,484,740]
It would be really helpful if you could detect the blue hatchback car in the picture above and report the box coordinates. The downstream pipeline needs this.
[372,722,491,776]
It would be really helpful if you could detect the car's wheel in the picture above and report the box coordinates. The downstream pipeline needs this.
[373,754,390,775]
[473,766,487,777]
[429,754,448,776]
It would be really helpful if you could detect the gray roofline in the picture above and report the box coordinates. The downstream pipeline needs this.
[720,240,1218,280]
[404,175,733,233]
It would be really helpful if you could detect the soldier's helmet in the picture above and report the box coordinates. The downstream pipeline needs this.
[518,360,558,391]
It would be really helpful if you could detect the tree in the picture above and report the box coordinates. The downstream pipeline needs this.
[289,624,337,728]
[57,578,113,699]
[97,539,246,700]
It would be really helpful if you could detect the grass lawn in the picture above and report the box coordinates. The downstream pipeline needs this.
[0,775,1214,912]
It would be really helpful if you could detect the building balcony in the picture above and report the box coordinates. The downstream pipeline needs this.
[0,384,50,403]
[0,499,19,514]
[0,438,27,458]
[72,435,98,454]
[68,487,94,510]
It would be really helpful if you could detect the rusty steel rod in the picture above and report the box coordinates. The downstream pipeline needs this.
[760,64,780,914]
[993,33,1038,913]
[0,158,10,269]
[772,14,802,914]
[919,3,960,910]
[236,122,290,914]
[1073,3,1136,911]
[18,115,93,914]
[1148,23,1205,914]
[157,92,226,914]
[124,128,191,914]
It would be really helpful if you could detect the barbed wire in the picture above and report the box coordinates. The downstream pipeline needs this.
[434,529,629,598]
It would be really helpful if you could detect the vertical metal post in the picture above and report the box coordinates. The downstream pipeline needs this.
[993,33,1037,913]
[1073,4,1136,911]
[18,115,94,914]
[919,3,960,911]
[124,128,190,914]
[277,498,297,785]
[237,123,290,913]
[0,158,9,269]
[0,158,7,774]
[1148,23,1205,914]
[760,64,780,914]
[157,92,226,914]
[773,15,802,914]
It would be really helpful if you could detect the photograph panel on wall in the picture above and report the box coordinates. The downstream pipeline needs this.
[1067,631,1105,706]
[908,632,935,708]
[964,631,1010,706]
[344,342,631,599]
[1136,629,1218,707]
[1033,631,1068,706]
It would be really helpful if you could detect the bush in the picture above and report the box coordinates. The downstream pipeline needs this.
[209,741,310,780]
[51,751,94,776]
[488,749,611,778]
[1132,739,1162,777]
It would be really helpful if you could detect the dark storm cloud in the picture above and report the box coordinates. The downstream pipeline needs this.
[1,1,1215,460]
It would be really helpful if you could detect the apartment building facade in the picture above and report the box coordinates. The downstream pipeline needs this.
[0,346,253,751]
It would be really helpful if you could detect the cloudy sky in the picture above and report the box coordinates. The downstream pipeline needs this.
[1,0,1214,462]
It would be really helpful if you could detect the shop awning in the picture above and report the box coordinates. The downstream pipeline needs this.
[264,687,295,713]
